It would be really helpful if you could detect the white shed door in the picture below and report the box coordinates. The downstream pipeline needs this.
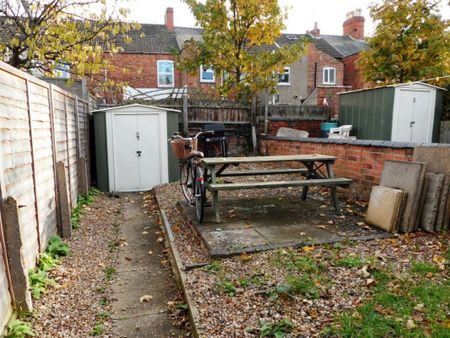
[395,89,431,143]
[113,114,161,191]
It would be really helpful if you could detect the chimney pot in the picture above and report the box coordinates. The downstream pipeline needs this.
[165,7,174,31]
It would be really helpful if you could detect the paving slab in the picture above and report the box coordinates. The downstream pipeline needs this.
[380,160,426,233]
[366,186,405,232]
[435,176,449,232]
[111,194,185,337]
[420,173,444,232]
[413,146,450,176]
[182,196,389,257]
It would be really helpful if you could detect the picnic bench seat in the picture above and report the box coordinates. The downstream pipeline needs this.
[218,168,308,177]
[208,177,352,191]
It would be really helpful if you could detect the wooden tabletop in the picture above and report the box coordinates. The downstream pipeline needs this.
[202,154,336,165]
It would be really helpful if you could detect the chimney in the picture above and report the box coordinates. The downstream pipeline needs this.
[165,7,174,31]
[307,22,320,37]
[343,8,365,40]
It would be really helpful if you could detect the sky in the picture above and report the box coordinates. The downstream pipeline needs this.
[118,0,449,37]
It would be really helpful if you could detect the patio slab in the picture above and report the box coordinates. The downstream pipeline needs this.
[181,196,390,257]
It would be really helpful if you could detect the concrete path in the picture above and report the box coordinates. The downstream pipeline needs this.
[111,194,185,337]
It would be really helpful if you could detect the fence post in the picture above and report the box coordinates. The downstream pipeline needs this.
[77,157,89,196]
[56,161,72,239]
[2,197,33,312]
[182,94,188,135]
[264,89,269,135]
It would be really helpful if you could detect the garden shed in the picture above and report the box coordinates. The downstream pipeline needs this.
[338,82,444,143]
[93,104,179,192]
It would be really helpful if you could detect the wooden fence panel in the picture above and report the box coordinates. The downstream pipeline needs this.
[440,121,450,144]
[28,82,57,247]
[0,71,39,271]
[0,61,92,333]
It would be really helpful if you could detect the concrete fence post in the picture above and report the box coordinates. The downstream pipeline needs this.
[77,157,89,196]
[2,197,33,312]
[56,161,72,238]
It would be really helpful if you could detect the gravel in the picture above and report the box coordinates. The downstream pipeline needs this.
[30,194,125,337]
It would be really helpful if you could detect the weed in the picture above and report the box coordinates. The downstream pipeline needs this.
[37,253,59,272]
[335,255,365,268]
[205,260,222,273]
[238,277,250,287]
[92,323,104,336]
[5,320,34,338]
[96,311,111,320]
[46,236,70,258]
[246,318,294,338]
[99,297,108,306]
[104,266,116,281]
[108,240,119,252]
[28,269,51,300]
[410,261,438,275]
[216,279,237,296]
[96,286,107,293]
[176,303,188,310]
[286,274,320,299]
[70,188,101,229]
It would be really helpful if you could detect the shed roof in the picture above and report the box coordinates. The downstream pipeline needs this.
[91,103,180,113]
[338,81,446,95]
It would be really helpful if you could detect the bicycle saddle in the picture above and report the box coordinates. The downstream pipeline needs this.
[185,150,204,160]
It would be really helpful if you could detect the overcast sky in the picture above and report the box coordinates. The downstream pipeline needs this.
[119,0,449,37]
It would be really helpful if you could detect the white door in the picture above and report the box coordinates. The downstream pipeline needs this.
[113,113,161,191]
[394,89,431,143]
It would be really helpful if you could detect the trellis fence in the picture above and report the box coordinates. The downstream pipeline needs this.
[0,61,91,333]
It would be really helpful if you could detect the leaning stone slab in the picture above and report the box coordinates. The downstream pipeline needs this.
[380,160,426,233]
[413,146,450,176]
[366,186,405,233]
[276,127,309,139]
[435,176,449,232]
[420,173,444,232]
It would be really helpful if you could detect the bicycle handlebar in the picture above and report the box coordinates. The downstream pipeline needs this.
[168,130,214,142]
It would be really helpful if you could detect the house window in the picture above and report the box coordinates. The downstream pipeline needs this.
[157,60,174,87]
[323,67,336,85]
[200,65,215,83]
[278,67,290,85]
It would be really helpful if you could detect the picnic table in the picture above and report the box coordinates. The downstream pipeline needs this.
[201,154,352,223]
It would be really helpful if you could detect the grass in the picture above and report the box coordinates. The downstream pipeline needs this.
[205,260,222,273]
[410,260,439,275]
[92,323,104,336]
[324,266,450,337]
[334,255,366,268]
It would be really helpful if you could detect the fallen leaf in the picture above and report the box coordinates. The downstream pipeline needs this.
[157,237,164,243]
[357,222,366,226]
[239,252,252,262]
[358,265,371,278]
[326,220,334,225]
[148,251,153,255]
[366,278,375,286]
[139,295,153,303]
[316,225,327,229]
[302,246,315,252]
[406,319,416,330]
[142,231,149,235]
[414,303,424,312]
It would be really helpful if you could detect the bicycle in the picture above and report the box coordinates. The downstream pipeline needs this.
[169,131,214,222]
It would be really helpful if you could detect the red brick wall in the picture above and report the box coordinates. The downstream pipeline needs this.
[259,137,414,199]
[257,120,323,137]
[306,44,344,96]
[104,53,182,89]
[343,53,366,90]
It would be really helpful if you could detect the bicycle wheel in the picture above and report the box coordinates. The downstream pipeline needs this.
[194,167,205,222]
[180,162,194,204]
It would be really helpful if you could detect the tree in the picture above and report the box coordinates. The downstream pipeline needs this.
[0,0,138,85]
[357,0,449,86]
[178,0,307,100]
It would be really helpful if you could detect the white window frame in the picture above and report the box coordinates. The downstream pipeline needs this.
[200,65,215,83]
[323,67,336,85]
[278,67,290,85]
[157,60,175,87]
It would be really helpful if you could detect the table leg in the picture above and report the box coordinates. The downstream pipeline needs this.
[326,162,341,214]
[301,162,314,201]
[209,165,221,223]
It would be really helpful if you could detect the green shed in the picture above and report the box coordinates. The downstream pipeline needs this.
[93,104,179,192]
[338,82,445,142]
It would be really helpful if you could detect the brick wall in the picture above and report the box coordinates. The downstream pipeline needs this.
[259,136,414,199]
[343,16,365,40]
[257,120,323,138]
[104,52,182,89]
[343,53,366,90]
[306,44,344,96]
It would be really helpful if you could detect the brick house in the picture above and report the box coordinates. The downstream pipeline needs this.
[95,7,367,110]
